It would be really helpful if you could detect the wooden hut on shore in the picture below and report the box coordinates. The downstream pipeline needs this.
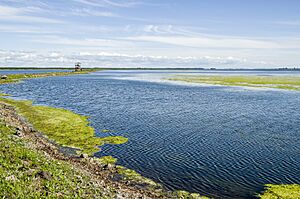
[75,62,82,71]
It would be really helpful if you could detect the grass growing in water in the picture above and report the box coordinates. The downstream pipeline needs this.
[0,97,128,155]
[259,184,300,199]
[0,122,112,198]
[96,156,118,165]
[169,75,300,91]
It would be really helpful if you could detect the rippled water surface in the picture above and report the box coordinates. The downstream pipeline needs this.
[0,70,299,198]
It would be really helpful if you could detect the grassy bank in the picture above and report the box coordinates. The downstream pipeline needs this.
[0,100,210,199]
[0,122,114,198]
[0,69,100,85]
[169,75,300,91]
[0,97,127,155]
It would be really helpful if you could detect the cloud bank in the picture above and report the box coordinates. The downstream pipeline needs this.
[0,50,271,68]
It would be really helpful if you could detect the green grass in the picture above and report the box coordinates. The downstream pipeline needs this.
[259,184,300,199]
[169,75,300,91]
[176,190,210,199]
[0,69,101,85]
[96,156,117,165]
[116,165,159,186]
[0,98,128,155]
[0,122,114,198]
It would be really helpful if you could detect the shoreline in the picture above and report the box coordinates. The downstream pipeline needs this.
[0,101,168,198]
[0,99,208,198]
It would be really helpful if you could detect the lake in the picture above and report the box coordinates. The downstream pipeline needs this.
[0,70,299,198]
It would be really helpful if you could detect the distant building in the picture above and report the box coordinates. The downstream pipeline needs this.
[0,75,8,79]
[75,62,82,71]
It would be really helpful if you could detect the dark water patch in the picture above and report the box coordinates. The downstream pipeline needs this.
[0,71,299,198]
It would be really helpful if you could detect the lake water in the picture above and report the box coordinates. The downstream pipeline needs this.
[0,70,299,198]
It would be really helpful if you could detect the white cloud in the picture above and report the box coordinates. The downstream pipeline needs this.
[126,35,280,49]
[0,24,61,34]
[0,5,62,23]
[72,0,141,8]
[0,49,272,68]
[30,36,133,48]
[143,25,174,34]
[70,8,118,17]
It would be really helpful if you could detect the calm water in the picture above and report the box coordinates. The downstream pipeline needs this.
[0,70,299,198]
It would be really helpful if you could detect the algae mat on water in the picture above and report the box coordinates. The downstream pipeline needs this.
[169,75,300,91]
[0,97,128,155]
[259,184,300,199]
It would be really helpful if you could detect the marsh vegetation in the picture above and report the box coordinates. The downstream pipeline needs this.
[169,75,300,91]
[0,97,128,155]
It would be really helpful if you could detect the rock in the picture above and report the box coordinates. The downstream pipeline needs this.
[5,175,17,182]
[102,163,114,170]
[134,183,149,190]
[15,130,24,137]
[26,169,36,176]
[80,153,89,158]
[111,174,124,182]
[36,171,52,180]
[0,75,8,80]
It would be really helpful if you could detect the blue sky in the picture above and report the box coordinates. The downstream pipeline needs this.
[0,0,300,68]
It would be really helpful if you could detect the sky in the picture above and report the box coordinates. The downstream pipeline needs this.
[0,0,300,68]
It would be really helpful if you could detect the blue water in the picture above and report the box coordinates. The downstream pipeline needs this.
[0,69,71,75]
[0,70,299,198]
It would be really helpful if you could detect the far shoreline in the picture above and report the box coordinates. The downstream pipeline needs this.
[0,67,300,71]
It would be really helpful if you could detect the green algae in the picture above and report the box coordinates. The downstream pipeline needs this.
[176,190,210,199]
[96,156,117,165]
[116,165,159,186]
[259,184,300,199]
[0,97,127,155]
[169,75,300,91]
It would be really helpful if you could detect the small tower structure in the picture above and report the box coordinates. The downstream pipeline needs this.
[75,62,82,71]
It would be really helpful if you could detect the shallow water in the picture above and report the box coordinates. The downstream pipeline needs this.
[0,70,299,198]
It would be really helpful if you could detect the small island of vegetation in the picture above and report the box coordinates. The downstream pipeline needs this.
[169,75,300,91]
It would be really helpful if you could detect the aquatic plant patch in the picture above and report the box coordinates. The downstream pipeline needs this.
[0,98,128,155]
[169,75,300,91]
